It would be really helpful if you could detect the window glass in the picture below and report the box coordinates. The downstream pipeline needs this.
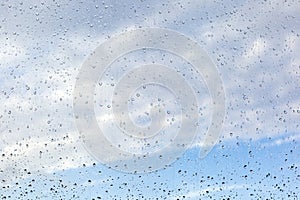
[1,0,299,199]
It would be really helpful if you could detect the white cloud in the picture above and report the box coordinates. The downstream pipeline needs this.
[0,131,95,184]
[243,38,267,58]
[262,134,300,147]
[0,39,26,64]
[0,0,299,184]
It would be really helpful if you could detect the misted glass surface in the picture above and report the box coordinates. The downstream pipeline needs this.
[0,0,299,199]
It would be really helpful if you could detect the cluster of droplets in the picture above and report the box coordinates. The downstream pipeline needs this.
[1,0,299,199]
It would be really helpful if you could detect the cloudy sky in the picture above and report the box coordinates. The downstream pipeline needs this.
[0,0,299,199]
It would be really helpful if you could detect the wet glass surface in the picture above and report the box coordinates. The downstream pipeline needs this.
[0,0,299,199]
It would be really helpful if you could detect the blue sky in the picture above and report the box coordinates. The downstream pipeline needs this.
[1,139,298,199]
[0,0,299,199]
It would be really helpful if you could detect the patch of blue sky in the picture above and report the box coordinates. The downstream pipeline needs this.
[1,138,298,199]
